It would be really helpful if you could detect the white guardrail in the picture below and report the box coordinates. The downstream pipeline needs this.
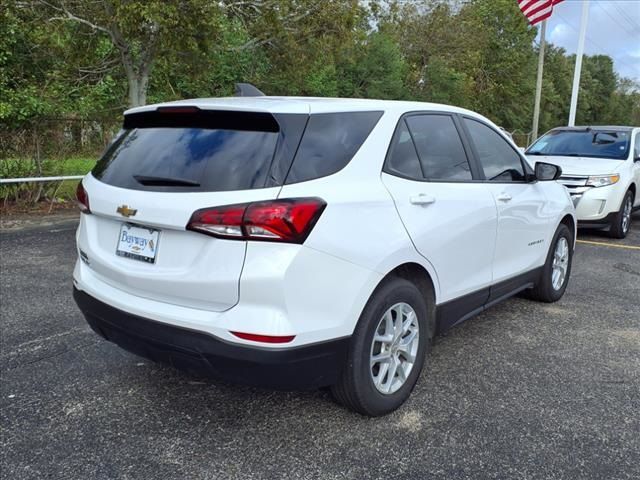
[0,175,84,184]
[0,175,85,213]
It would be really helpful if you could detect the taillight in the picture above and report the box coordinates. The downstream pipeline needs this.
[76,182,90,213]
[186,198,326,244]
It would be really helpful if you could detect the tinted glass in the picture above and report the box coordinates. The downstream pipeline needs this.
[285,111,383,184]
[93,127,279,192]
[405,115,472,181]
[386,120,423,180]
[526,129,631,160]
[635,134,640,159]
[464,118,525,182]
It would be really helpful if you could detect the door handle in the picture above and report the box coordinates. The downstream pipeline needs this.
[409,194,436,206]
[496,193,512,202]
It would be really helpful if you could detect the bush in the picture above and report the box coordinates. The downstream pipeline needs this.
[0,156,96,206]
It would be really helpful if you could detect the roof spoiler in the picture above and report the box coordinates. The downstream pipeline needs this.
[234,83,265,97]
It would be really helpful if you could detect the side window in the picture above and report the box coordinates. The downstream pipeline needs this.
[285,111,383,184]
[463,118,526,182]
[405,115,472,181]
[635,133,640,159]
[386,120,423,180]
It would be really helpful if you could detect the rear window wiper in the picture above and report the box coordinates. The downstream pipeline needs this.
[133,175,200,187]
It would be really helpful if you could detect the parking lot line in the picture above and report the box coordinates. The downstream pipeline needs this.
[576,239,640,250]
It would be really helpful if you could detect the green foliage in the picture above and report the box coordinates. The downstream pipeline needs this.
[1,0,638,140]
[0,156,96,204]
[420,57,473,106]
[337,32,408,100]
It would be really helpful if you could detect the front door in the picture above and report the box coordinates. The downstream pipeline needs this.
[461,117,550,287]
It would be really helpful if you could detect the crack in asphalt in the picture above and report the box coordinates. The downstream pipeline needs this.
[1,340,101,372]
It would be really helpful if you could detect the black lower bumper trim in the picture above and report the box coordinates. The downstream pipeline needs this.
[577,212,615,228]
[73,287,349,390]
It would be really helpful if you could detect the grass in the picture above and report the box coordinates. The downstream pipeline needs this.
[1,155,98,206]
[44,156,97,176]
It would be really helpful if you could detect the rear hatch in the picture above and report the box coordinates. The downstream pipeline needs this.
[78,107,306,311]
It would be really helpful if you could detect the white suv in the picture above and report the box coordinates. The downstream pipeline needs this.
[73,97,576,416]
[526,126,640,238]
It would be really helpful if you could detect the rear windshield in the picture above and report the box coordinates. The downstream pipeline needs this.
[93,128,278,192]
[93,109,284,192]
[93,109,382,192]
[526,129,631,160]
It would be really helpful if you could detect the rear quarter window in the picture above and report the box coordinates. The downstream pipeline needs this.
[285,111,383,184]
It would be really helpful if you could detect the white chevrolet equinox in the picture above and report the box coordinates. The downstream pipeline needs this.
[73,96,576,416]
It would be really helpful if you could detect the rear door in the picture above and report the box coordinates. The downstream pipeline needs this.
[78,108,305,311]
[382,113,498,310]
[460,116,550,287]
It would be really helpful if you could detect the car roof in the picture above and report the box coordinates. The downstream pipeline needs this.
[124,96,481,117]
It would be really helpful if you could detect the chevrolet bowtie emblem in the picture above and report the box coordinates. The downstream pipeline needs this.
[116,205,138,218]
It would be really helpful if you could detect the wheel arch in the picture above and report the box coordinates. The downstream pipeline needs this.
[358,262,438,340]
[559,213,576,248]
[385,262,437,307]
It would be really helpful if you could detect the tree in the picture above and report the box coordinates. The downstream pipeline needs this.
[33,1,227,107]
[538,45,573,133]
[460,0,537,129]
[337,32,409,100]
[2,0,638,133]
[243,0,368,96]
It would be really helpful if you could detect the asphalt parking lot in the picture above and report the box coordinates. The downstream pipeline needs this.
[1,213,639,480]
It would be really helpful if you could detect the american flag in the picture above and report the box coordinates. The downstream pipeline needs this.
[518,0,564,26]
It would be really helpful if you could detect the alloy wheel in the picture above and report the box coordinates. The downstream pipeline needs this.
[369,302,420,394]
[551,237,569,291]
[622,196,632,234]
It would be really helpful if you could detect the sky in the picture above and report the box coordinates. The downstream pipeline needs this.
[540,0,640,83]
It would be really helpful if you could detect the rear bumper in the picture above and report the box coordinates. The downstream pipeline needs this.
[73,287,349,390]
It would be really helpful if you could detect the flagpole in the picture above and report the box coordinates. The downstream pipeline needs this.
[532,19,547,142]
[568,0,590,126]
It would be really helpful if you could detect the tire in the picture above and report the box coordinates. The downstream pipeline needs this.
[528,224,573,303]
[609,190,634,239]
[331,277,434,417]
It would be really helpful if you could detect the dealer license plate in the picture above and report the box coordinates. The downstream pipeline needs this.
[116,224,160,264]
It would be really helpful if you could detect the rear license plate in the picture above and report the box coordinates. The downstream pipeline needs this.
[116,224,160,264]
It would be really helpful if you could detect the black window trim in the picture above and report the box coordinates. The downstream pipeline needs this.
[382,110,484,183]
[458,114,535,184]
[633,130,640,160]
[265,113,310,187]
[383,117,426,180]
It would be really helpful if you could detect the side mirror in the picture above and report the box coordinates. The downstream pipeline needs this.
[535,162,562,181]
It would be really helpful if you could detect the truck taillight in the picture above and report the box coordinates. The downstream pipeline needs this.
[186,198,326,244]
[76,182,90,214]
